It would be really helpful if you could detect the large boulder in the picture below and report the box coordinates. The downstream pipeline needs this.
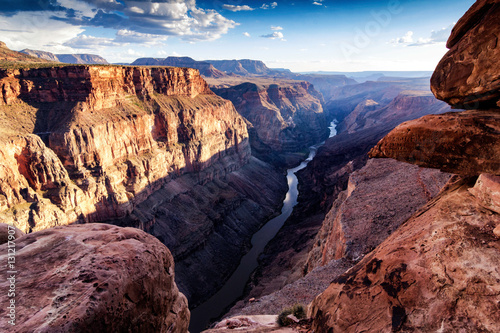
[0,224,189,332]
[431,0,500,109]
[369,110,500,176]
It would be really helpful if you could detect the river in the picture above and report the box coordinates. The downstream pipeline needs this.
[188,121,337,332]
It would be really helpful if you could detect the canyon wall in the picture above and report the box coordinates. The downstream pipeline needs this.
[211,79,328,166]
[310,1,500,331]
[0,62,288,307]
[0,65,249,233]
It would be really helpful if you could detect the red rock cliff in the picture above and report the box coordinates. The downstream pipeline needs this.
[210,79,328,164]
[311,1,500,331]
[0,65,250,233]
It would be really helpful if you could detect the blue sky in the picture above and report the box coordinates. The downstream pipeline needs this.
[0,0,475,71]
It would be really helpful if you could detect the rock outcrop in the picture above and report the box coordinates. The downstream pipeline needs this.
[430,0,500,109]
[0,224,189,333]
[369,110,500,175]
[309,177,500,332]
[211,79,328,165]
[310,1,500,331]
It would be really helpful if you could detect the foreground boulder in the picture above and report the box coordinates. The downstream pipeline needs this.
[431,0,500,109]
[369,110,500,175]
[0,224,189,332]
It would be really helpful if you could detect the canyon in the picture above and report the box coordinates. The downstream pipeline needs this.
[0,49,289,314]
[0,0,499,329]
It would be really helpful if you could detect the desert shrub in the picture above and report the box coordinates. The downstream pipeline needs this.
[277,303,306,326]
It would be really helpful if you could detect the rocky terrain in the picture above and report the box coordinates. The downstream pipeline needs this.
[226,158,450,317]
[132,57,226,78]
[208,77,329,166]
[0,49,288,309]
[0,224,189,333]
[227,78,455,310]
[309,1,500,331]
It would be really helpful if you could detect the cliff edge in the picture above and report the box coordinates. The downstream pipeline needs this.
[310,1,500,331]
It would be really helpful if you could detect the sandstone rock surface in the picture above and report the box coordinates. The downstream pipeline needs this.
[305,158,451,271]
[310,177,500,332]
[0,65,250,233]
[369,110,500,176]
[431,0,500,109]
[0,224,189,333]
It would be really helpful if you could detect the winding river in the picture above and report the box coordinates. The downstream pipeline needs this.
[189,121,337,332]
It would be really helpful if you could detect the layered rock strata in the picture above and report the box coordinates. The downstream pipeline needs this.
[211,80,328,165]
[0,224,189,333]
[0,65,250,233]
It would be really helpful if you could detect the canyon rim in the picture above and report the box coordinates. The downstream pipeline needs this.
[0,0,499,332]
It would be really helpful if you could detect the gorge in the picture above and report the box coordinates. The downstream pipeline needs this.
[1,0,500,331]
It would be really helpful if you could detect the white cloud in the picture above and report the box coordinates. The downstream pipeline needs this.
[223,4,254,12]
[243,32,251,37]
[114,30,168,44]
[391,31,414,44]
[391,24,454,47]
[260,31,284,40]
[261,2,278,9]
[63,35,120,49]
[313,2,323,5]
[271,26,283,31]
[0,12,83,53]
[16,0,238,43]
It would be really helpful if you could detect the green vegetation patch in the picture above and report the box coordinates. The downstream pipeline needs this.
[277,304,306,327]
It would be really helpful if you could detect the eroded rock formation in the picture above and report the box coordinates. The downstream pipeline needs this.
[310,1,500,331]
[310,177,500,332]
[0,65,249,233]
[0,224,189,333]
[211,79,328,165]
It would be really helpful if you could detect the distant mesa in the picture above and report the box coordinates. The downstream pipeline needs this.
[56,53,109,65]
[132,56,226,78]
[0,42,53,64]
[20,49,59,62]
[205,59,273,76]
[18,48,108,64]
